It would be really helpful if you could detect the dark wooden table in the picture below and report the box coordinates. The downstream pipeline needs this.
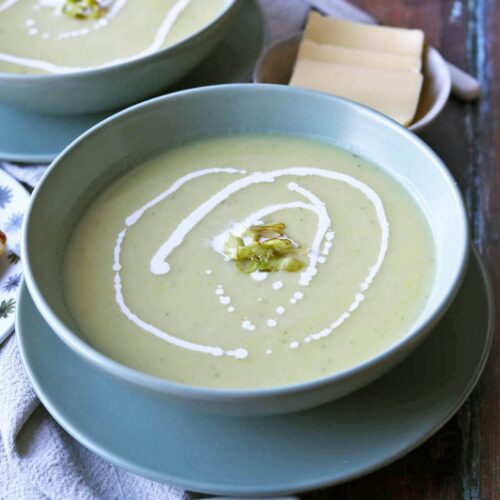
[303,1,499,498]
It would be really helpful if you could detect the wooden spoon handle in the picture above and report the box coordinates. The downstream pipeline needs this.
[447,62,481,101]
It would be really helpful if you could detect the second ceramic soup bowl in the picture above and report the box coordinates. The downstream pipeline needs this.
[0,0,241,115]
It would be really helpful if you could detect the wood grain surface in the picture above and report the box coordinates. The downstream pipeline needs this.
[302,1,499,498]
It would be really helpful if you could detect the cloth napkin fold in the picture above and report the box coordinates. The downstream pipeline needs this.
[0,337,188,500]
[0,1,369,498]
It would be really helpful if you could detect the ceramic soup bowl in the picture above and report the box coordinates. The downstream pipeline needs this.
[22,84,468,416]
[0,0,241,115]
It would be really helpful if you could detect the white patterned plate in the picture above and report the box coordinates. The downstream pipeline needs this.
[0,169,30,343]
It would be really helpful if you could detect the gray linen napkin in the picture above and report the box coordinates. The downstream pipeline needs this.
[0,1,367,498]
[0,337,188,500]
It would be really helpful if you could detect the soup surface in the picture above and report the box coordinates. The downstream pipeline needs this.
[64,134,435,389]
[0,0,227,74]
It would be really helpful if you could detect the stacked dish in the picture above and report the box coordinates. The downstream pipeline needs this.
[0,0,267,162]
[0,0,242,114]
[5,3,491,496]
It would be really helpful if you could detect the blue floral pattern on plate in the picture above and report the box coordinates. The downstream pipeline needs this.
[0,169,30,342]
[0,186,13,209]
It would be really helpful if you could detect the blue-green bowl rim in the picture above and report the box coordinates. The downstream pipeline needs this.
[0,0,240,81]
[22,83,470,402]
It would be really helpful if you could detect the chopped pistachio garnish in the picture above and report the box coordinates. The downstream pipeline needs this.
[261,238,294,254]
[63,0,109,20]
[224,223,305,274]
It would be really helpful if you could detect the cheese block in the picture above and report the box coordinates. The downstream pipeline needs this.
[304,12,425,57]
[297,39,422,73]
[290,59,423,126]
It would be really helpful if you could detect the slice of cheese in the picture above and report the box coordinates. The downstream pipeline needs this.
[304,12,425,57]
[297,39,422,73]
[289,59,423,126]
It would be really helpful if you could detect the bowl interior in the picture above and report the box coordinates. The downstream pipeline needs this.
[23,84,468,390]
[253,34,451,133]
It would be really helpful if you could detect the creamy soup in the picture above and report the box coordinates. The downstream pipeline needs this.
[0,0,227,74]
[64,135,435,389]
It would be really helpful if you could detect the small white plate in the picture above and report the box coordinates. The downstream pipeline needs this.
[253,34,452,134]
[0,169,29,343]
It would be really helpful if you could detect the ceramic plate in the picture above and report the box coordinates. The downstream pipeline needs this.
[17,248,493,497]
[0,170,29,342]
[0,0,267,164]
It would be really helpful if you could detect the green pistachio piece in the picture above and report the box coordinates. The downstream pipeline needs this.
[236,245,257,260]
[224,234,244,259]
[243,223,286,241]
[63,0,108,20]
[259,256,304,273]
[254,245,274,261]
[258,258,280,272]
[234,243,271,261]
[278,256,305,272]
[235,259,260,273]
[261,238,294,254]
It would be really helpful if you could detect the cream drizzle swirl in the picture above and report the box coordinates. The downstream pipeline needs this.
[0,0,17,13]
[211,182,330,288]
[113,167,390,360]
[0,0,192,73]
